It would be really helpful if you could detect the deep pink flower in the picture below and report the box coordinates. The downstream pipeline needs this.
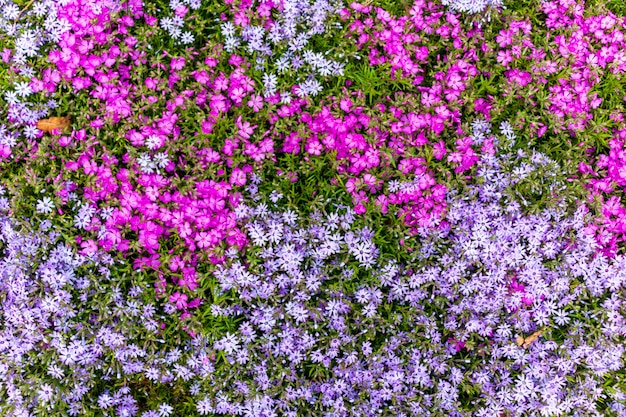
[187,298,203,308]
[174,5,188,17]
[171,57,186,71]
[306,140,323,156]
[433,141,447,160]
[230,87,246,103]
[195,231,212,249]
[237,118,256,139]
[180,267,199,291]
[230,167,247,186]
[58,136,72,147]
[354,204,367,215]
[247,94,263,112]
[80,239,98,256]
[170,292,188,310]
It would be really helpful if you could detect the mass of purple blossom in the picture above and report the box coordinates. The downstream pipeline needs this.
[1,0,626,415]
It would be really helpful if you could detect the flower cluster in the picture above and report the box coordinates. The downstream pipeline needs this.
[0,192,219,417]
[3,0,494,319]
[0,0,72,66]
[2,0,626,414]
[441,0,503,15]
[190,121,626,416]
[0,0,74,152]
[415,126,626,415]
[158,0,201,44]
[220,0,346,97]
[9,0,252,319]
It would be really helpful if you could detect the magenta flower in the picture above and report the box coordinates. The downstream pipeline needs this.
[230,168,247,187]
[433,140,447,160]
[195,232,212,250]
[236,117,256,139]
[354,204,367,215]
[169,292,188,310]
[79,239,98,256]
[247,94,263,112]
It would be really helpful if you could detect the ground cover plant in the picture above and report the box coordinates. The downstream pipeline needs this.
[1,0,626,415]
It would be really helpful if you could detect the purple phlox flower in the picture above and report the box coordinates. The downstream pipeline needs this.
[157,403,173,417]
[215,333,241,355]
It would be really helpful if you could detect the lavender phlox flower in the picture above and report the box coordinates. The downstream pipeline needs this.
[262,73,278,97]
[215,333,241,355]
[36,197,55,214]
[14,82,32,98]
[157,402,173,417]
[217,0,343,96]
[197,397,214,415]
[440,0,503,20]
[499,121,515,139]
[247,221,268,247]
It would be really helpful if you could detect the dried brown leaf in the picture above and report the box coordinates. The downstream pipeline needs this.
[516,329,544,349]
[36,116,71,133]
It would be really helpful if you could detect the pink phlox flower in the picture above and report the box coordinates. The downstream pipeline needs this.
[305,139,323,156]
[230,86,247,104]
[187,298,203,309]
[171,57,186,71]
[195,231,212,249]
[354,204,366,215]
[175,5,188,17]
[247,94,263,112]
[80,239,98,256]
[230,168,247,187]
[170,292,188,310]
[180,267,199,291]
[433,141,447,160]
[236,117,256,139]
